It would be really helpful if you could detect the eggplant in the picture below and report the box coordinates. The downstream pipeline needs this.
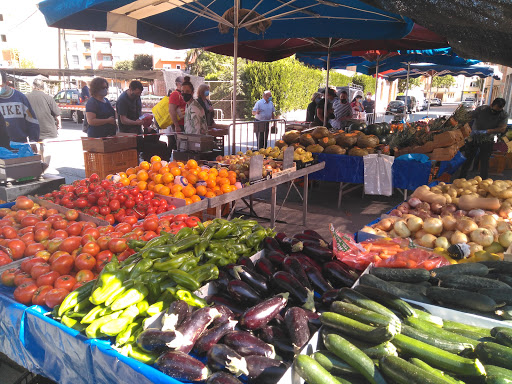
[156,350,210,382]
[167,306,221,353]
[206,372,243,384]
[206,296,244,315]
[293,233,328,248]
[143,311,165,330]
[303,229,328,244]
[290,253,322,272]
[245,355,287,381]
[223,331,276,358]
[323,261,358,288]
[227,280,261,305]
[211,305,235,325]
[239,293,289,330]
[229,265,269,295]
[276,232,303,253]
[284,307,311,350]
[263,237,283,253]
[265,251,286,266]
[305,266,332,294]
[136,329,176,353]
[255,257,275,278]
[194,319,238,354]
[207,344,249,377]
[272,337,295,360]
[303,243,333,262]
[258,325,287,343]
[271,271,315,311]
[321,289,340,307]
[161,300,191,332]
[213,270,231,292]
[302,308,321,327]
[238,257,255,270]
[283,256,312,290]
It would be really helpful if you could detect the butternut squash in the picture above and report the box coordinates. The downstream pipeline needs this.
[411,186,447,205]
[458,195,501,211]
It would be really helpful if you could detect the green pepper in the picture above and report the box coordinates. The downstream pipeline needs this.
[100,317,132,337]
[129,345,159,365]
[115,319,142,347]
[238,228,253,242]
[205,248,229,259]
[52,304,61,320]
[229,243,251,255]
[139,271,167,285]
[61,315,88,332]
[239,219,259,228]
[85,311,122,339]
[196,221,205,233]
[120,304,140,320]
[65,310,89,319]
[119,254,141,269]
[175,289,207,308]
[140,232,171,250]
[98,305,114,317]
[200,222,221,241]
[129,258,154,279]
[246,229,267,248]
[104,280,135,307]
[136,300,149,317]
[159,279,177,293]
[153,253,192,271]
[179,256,200,272]
[168,269,201,291]
[90,270,127,306]
[146,295,173,316]
[194,239,209,258]
[207,255,231,267]
[189,264,219,284]
[81,305,105,324]
[212,222,235,239]
[213,218,229,225]
[74,298,94,313]
[141,245,174,259]
[111,283,149,311]
[58,280,96,317]
[127,239,146,250]
[169,235,201,254]
[147,280,161,303]
[174,227,194,241]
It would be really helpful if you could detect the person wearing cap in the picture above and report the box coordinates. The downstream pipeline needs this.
[168,76,186,152]
[306,92,322,122]
[27,79,61,141]
[313,88,336,128]
[362,92,375,114]
[252,90,276,149]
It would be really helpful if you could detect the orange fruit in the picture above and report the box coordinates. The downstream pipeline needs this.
[128,174,137,181]
[205,191,216,198]
[191,195,201,203]
[159,186,170,196]
[147,181,156,191]
[196,185,207,196]
[162,173,174,184]
[186,173,198,185]
[177,162,185,168]
[138,181,148,190]
[214,188,223,196]
[198,171,209,181]
[159,166,170,175]
[130,180,138,186]
[170,184,183,194]
[118,172,128,179]
[154,184,163,193]
[173,191,185,199]
[168,161,179,169]
[170,167,181,177]
[151,161,162,172]
[206,179,217,189]
[150,155,161,163]
[221,184,232,194]
[137,170,149,181]
[186,159,198,169]
[154,174,163,184]
[228,175,237,185]
[120,177,130,186]
[209,168,218,177]
[184,198,193,205]
[218,177,230,186]
[227,170,236,178]
[218,168,228,178]
[140,161,150,171]
[126,167,136,176]
[182,185,196,198]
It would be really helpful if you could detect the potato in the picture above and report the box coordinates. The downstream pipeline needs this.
[443,194,452,204]
[469,186,478,193]
[477,189,487,197]
[431,186,442,194]
[469,179,479,185]
[447,188,458,198]
[439,182,446,186]
[474,176,483,183]
[499,189,512,199]
[489,185,502,197]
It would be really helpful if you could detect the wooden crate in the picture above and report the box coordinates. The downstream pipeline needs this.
[489,154,506,175]
[84,149,138,179]
[81,136,137,153]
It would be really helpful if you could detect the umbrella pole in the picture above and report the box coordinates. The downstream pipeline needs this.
[487,77,495,105]
[480,77,487,106]
[405,62,410,110]
[323,39,331,126]
[374,58,379,115]
[427,74,433,117]
[231,0,239,155]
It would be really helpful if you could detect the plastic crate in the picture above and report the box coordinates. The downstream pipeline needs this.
[84,150,138,180]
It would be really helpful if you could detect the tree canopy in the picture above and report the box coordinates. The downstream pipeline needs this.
[397,78,421,93]
[133,54,153,70]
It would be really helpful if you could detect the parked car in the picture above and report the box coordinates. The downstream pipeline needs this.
[385,100,406,115]
[395,95,417,113]
[421,99,429,110]
[54,89,85,123]
[430,98,443,106]
[461,100,476,110]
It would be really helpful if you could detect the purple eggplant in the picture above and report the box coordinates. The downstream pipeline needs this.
[283,256,312,290]
[207,344,249,377]
[265,251,286,266]
[211,305,236,325]
[238,257,255,270]
[156,351,210,381]
[227,280,261,305]
[245,355,287,381]
[167,306,221,353]
[272,337,295,359]
[303,229,328,244]
[255,257,275,277]
[290,253,322,272]
[223,331,276,358]
[303,243,333,262]
[206,296,244,315]
[161,300,191,332]
[229,265,268,295]
[239,293,289,330]
[321,289,340,307]
[136,329,176,353]
[258,325,287,343]
[213,270,231,292]
[263,237,283,253]
[305,266,332,294]
[206,372,243,384]
[294,233,328,248]
[276,232,303,253]
[194,319,238,355]
[302,308,321,327]
[323,261,358,288]
[271,271,315,311]
[284,307,311,350]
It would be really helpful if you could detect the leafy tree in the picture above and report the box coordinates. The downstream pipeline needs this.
[186,49,233,78]
[20,58,35,69]
[351,74,376,94]
[431,75,455,90]
[398,77,421,93]
[114,60,133,70]
[133,54,153,70]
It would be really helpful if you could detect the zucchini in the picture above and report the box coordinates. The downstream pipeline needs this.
[388,281,429,296]
[370,268,431,283]
[479,288,512,305]
[430,263,489,278]
[405,317,479,348]
[322,329,397,359]
[442,319,492,339]
[338,288,401,322]
[360,274,430,303]
[380,355,454,384]
[331,301,401,329]
[497,274,512,287]
[312,350,364,377]
[491,327,512,348]
[320,312,398,344]
[324,333,387,384]
[409,358,464,384]
[476,342,512,370]
[294,354,343,384]
[478,261,512,274]
[353,285,416,319]
[391,334,486,376]
[413,308,443,327]
[484,365,512,379]
[439,275,511,292]
[487,376,512,384]
[332,375,368,384]
[401,325,474,355]
[496,306,512,320]
[426,286,499,312]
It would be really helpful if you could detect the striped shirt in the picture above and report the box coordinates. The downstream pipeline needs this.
[330,99,352,129]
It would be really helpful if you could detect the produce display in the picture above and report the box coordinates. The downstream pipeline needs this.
[294,285,512,384]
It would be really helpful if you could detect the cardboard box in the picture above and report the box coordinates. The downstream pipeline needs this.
[432,129,464,148]
[176,134,215,152]
[428,144,458,161]
[413,141,435,154]
[81,136,137,153]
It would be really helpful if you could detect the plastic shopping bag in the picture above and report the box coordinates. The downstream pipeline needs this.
[363,154,394,196]
[152,96,173,129]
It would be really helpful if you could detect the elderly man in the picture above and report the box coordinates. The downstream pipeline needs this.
[252,90,275,149]
[27,79,61,141]
[330,91,353,130]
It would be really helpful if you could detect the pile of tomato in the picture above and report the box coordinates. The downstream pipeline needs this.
[0,196,201,308]
[40,173,177,223]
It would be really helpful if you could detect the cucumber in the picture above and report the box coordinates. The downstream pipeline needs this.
[401,325,474,355]
[479,288,512,305]
[321,329,397,359]
[405,317,479,348]
[442,319,492,339]
[487,376,512,384]
[391,334,486,376]
[484,365,512,379]
[439,275,511,291]
[360,274,431,303]
[324,333,387,384]
[312,350,364,377]
[331,301,401,329]
[478,261,512,274]
[380,355,454,384]
[426,286,499,312]
[413,308,443,327]
[409,358,464,384]
[491,327,512,348]
[353,285,416,319]
[497,274,512,287]
[338,288,401,322]
[476,342,512,370]
[294,354,343,384]
[388,281,430,296]
[496,306,512,320]
[431,263,489,278]
[320,312,398,344]
[332,375,368,384]
[370,268,431,283]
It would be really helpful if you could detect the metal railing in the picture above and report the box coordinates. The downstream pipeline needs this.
[226,119,288,155]
[365,112,386,125]
[214,109,224,120]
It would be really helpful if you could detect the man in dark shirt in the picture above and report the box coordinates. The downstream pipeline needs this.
[362,92,375,114]
[460,98,509,179]
[313,88,336,127]
[81,82,90,100]
[117,80,144,153]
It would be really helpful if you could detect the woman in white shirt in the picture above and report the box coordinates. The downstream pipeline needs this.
[182,76,207,135]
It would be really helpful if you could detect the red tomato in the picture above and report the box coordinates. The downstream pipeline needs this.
[75,269,95,283]
[24,243,46,258]
[1,268,18,286]
[14,273,35,287]
[75,253,96,270]
[48,251,70,264]
[114,222,132,234]
[34,228,50,242]
[185,217,201,228]
[82,241,100,257]
[122,215,137,225]
[45,288,69,308]
[20,214,41,228]
[96,251,113,272]
[14,283,38,305]
[52,219,68,231]
[117,248,135,262]
[54,275,77,291]
[34,250,51,262]
[98,225,114,235]
[20,232,35,244]
[32,285,53,306]
[47,238,63,254]
[82,227,100,239]
[170,222,187,233]
[124,199,135,209]
[51,254,74,275]
[36,271,60,287]
[51,229,69,239]
[20,257,46,274]
[108,199,120,211]
[86,194,98,205]
[65,209,79,221]
[173,214,189,223]
[99,206,111,216]
[31,263,51,280]
[66,222,83,236]
[18,226,35,236]
[143,218,158,232]
[59,236,82,254]
[104,214,115,225]
[81,234,96,246]
[34,221,52,232]
[141,231,158,241]
[108,238,128,254]
[8,239,26,260]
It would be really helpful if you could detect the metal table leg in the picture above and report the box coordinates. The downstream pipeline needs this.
[270,186,277,228]
[303,174,309,226]
[338,182,343,208]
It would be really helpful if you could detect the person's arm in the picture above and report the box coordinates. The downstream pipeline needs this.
[23,96,40,142]
[56,115,62,130]
[252,100,259,116]
[49,97,62,129]
[316,106,325,123]
[120,115,143,126]
[86,112,116,127]
[488,117,508,135]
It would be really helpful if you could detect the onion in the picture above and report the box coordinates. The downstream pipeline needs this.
[388,230,398,238]
[389,209,403,217]
[431,203,443,214]
[394,220,411,238]
[499,231,512,248]
[468,209,485,218]
[418,202,431,212]
[361,226,377,235]
[468,242,484,254]
[397,202,410,214]
[441,204,457,215]
[454,210,468,218]
[376,218,394,232]
[419,234,437,248]
[477,215,497,228]
[442,215,457,231]
[416,210,431,221]
[435,236,450,250]
[441,230,455,240]
[408,197,422,208]
[406,216,424,233]
[451,231,468,244]
[424,218,443,236]
[374,229,388,237]
[497,221,512,234]
[415,229,427,240]
[456,218,478,235]
[470,228,494,247]
[498,206,512,219]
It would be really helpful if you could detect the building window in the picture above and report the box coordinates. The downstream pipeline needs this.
[0,35,6,43]
[84,41,91,50]
[103,55,112,62]
[72,55,79,65]
[85,55,91,63]
[176,65,181,69]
